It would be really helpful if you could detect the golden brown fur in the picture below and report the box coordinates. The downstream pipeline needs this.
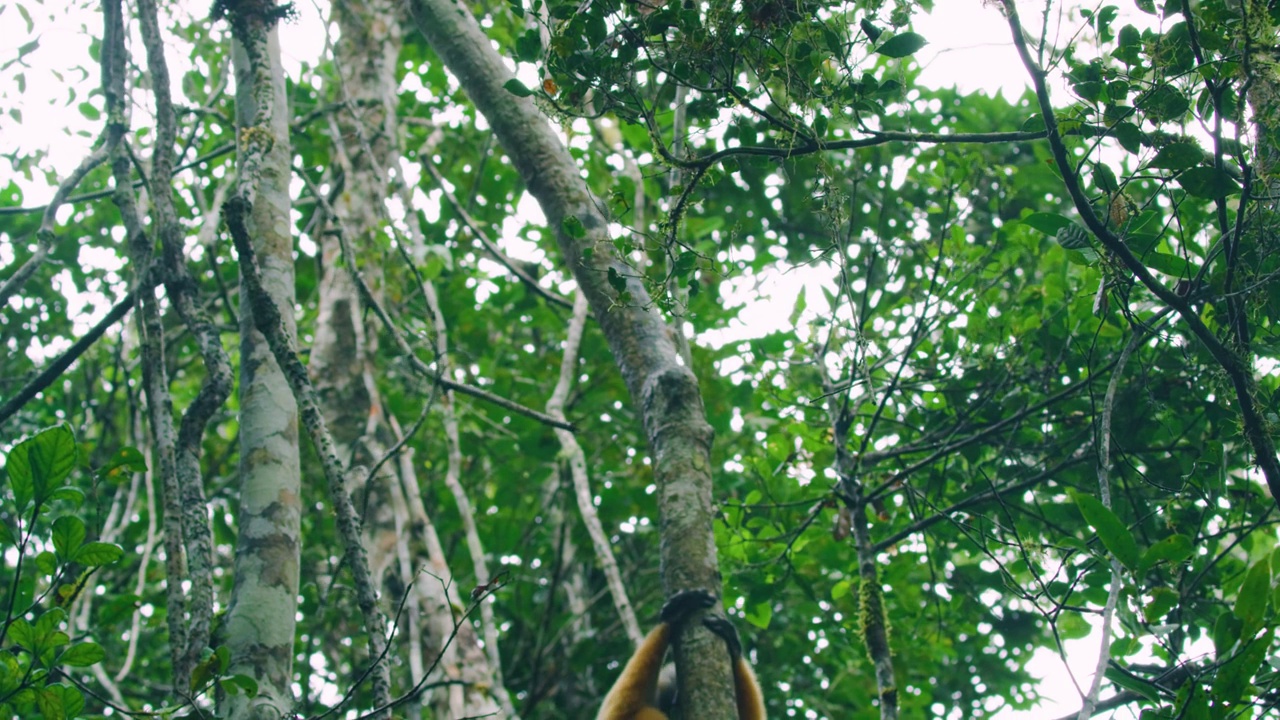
[595,591,765,720]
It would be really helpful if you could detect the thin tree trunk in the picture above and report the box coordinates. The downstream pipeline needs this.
[310,2,512,716]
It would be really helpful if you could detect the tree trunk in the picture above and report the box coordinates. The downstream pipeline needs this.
[309,1,510,716]
[404,1,736,716]
[222,27,303,720]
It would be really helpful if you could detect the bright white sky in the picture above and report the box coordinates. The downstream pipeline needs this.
[0,2,1185,718]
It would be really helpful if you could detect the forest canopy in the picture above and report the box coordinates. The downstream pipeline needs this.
[2,1,1280,719]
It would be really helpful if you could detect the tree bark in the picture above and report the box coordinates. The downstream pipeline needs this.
[403,1,735,716]
[222,26,303,720]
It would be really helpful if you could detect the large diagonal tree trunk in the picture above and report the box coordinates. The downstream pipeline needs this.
[404,1,736,716]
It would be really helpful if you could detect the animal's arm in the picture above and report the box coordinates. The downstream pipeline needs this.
[703,615,767,720]
[595,591,717,720]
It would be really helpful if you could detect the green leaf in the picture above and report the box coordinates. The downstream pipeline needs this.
[7,619,34,651]
[48,487,85,505]
[1068,489,1141,571]
[1212,628,1273,704]
[1104,665,1162,703]
[876,32,926,58]
[52,516,86,560]
[73,542,124,567]
[744,601,772,629]
[1112,121,1142,153]
[1136,84,1189,123]
[222,673,259,697]
[1143,586,1180,623]
[1150,142,1204,170]
[515,30,541,63]
[607,267,627,293]
[859,18,883,42]
[35,608,67,638]
[1056,223,1093,250]
[35,685,68,720]
[58,642,105,668]
[98,446,146,482]
[1022,212,1073,236]
[1233,558,1271,639]
[5,425,77,511]
[503,78,534,98]
[1140,534,1192,573]
[1142,252,1193,278]
[1177,166,1241,199]
[673,251,697,276]
[562,215,585,238]
[1092,164,1118,193]
[1213,610,1242,657]
[35,550,57,576]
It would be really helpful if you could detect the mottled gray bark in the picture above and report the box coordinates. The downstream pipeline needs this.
[100,0,190,691]
[136,0,230,681]
[404,1,735,716]
[309,1,510,716]
[221,23,303,720]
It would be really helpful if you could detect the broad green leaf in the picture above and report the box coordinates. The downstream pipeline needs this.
[1233,558,1271,639]
[35,550,57,576]
[1140,534,1192,573]
[859,18,883,42]
[673,251,697,276]
[1136,84,1189,123]
[1056,224,1093,250]
[1143,587,1180,623]
[1142,252,1193,278]
[1150,142,1204,170]
[876,32,926,58]
[1177,166,1240,199]
[514,30,542,62]
[1104,665,1162,703]
[503,78,534,97]
[35,608,66,638]
[813,113,828,138]
[5,424,77,511]
[1213,610,1242,657]
[35,685,67,720]
[1112,121,1142,153]
[73,542,124,567]
[607,266,626,293]
[221,674,259,697]
[744,601,772,629]
[97,446,146,482]
[561,215,585,239]
[7,619,34,651]
[1022,212,1073,236]
[51,516,86,560]
[47,487,85,505]
[831,579,851,601]
[1069,489,1141,571]
[58,642,105,667]
[1092,163,1118,193]
[1212,628,1273,704]
[77,101,100,122]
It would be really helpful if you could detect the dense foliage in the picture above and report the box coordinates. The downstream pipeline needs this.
[2,0,1279,718]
